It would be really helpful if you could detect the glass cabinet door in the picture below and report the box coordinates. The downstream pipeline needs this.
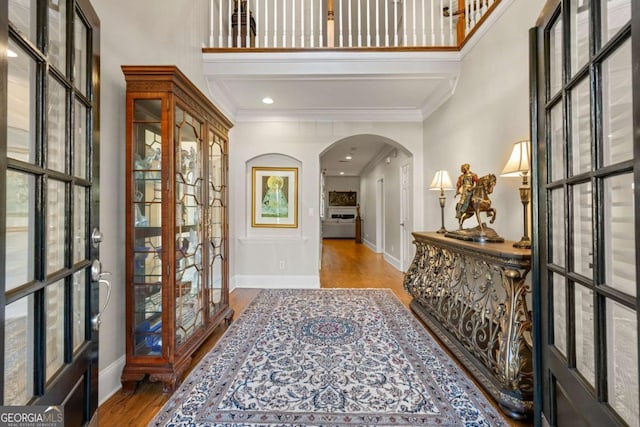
[132,99,163,356]
[207,130,226,319]
[174,106,204,348]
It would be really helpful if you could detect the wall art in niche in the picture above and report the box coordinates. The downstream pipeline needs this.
[328,191,357,207]
[252,167,298,228]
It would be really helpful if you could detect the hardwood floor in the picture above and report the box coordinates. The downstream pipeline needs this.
[98,238,531,426]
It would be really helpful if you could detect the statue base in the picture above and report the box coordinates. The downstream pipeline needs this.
[445,224,504,243]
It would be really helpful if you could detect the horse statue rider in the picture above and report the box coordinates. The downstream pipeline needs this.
[455,163,478,224]
[452,163,499,239]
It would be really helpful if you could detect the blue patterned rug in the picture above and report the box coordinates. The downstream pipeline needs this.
[150,289,506,426]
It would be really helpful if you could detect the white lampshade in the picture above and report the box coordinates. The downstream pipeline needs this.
[501,140,531,177]
[429,170,454,191]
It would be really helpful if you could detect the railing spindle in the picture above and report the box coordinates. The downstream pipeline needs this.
[448,0,453,45]
[255,0,260,47]
[420,0,427,46]
[384,0,389,47]
[358,0,362,47]
[349,0,353,47]
[319,0,324,47]
[412,0,416,45]
[375,0,380,46]
[402,0,407,46]
[393,0,398,47]
[366,0,371,46]
[439,0,443,45]
[301,0,305,47]
[292,0,296,47]
[282,0,287,47]
[339,0,343,47]
[273,0,278,46]
[245,0,250,48]
[430,0,435,44]
[228,0,232,47]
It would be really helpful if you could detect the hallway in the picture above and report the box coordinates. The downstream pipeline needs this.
[99,238,528,426]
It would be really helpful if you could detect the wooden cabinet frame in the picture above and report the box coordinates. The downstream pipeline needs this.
[120,66,233,393]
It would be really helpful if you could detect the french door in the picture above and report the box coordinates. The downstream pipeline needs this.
[1,0,101,425]
[533,0,638,425]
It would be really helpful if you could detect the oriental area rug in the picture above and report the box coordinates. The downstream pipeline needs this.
[150,289,506,426]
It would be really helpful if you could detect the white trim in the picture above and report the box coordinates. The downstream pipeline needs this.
[362,238,376,252]
[232,275,320,289]
[98,355,126,406]
[459,0,515,59]
[238,236,310,244]
[233,108,425,123]
[384,252,402,272]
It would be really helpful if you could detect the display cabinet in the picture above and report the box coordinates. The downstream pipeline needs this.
[120,66,233,393]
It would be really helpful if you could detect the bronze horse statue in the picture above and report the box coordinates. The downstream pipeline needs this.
[457,174,497,232]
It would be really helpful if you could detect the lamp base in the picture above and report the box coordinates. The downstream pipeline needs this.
[513,236,531,249]
[436,227,447,234]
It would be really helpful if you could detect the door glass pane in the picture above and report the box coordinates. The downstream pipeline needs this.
[73,270,86,352]
[601,0,631,45]
[74,12,88,95]
[604,173,635,296]
[550,103,564,182]
[7,40,36,163]
[553,273,567,357]
[47,180,66,274]
[48,0,67,74]
[607,300,639,426]
[572,182,592,278]
[46,281,66,381]
[9,0,37,43]
[175,108,203,346]
[48,76,67,172]
[550,188,566,267]
[571,78,591,175]
[4,295,35,405]
[74,100,87,179]
[5,171,35,291]
[602,39,632,167]
[74,185,86,263]
[549,17,563,97]
[575,284,595,387]
[570,0,590,75]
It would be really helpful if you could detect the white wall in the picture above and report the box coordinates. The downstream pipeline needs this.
[422,0,545,239]
[92,0,213,404]
[229,121,424,288]
[360,148,412,268]
[324,176,360,217]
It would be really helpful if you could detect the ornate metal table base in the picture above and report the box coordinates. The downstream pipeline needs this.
[404,232,532,419]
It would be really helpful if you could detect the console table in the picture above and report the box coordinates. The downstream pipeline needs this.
[403,232,532,419]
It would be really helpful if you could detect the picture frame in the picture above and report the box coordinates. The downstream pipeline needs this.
[328,191,357,207]
[252,167,298,228]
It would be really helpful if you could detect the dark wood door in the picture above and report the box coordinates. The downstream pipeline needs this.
[1,0,101,425]
[532,0,638,425]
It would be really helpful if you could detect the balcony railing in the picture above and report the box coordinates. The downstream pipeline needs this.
[207,0,499,50]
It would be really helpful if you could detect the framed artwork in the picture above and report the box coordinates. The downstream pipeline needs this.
[328,191,357,206]
[252,167,298,228]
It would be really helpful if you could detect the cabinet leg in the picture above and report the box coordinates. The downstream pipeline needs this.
[120,372,145,395]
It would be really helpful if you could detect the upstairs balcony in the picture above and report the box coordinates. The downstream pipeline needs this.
[201,0,506,121]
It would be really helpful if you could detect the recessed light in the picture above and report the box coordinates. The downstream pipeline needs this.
[345,155,352,160]
[7,49,17,58]
[339,172,345,175]
[262,97,274,104]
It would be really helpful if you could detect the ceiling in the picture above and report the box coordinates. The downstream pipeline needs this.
[202,50,463,176]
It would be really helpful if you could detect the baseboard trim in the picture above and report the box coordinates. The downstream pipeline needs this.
[232,275,320,289]
[384,252,402,271]
[98,354,126,406]
[362,238,376,253]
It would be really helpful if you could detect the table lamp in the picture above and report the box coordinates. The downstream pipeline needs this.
[429,170,454,233]
[500,140,531,249]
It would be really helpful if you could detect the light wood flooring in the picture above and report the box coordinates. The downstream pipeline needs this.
[98,238,531,426]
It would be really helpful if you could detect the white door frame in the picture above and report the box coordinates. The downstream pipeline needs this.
[399,163,412,271]
[376,178,384,253]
